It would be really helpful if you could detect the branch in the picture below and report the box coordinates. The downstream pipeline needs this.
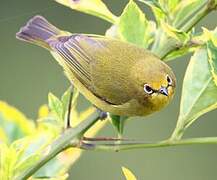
[79,137,217,151]
[15,110,100,180]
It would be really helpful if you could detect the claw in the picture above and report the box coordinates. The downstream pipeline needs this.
[96,108,108,120]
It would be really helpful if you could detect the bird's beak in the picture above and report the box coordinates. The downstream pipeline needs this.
[159,86,168,96]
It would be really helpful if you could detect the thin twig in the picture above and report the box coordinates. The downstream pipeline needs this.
[78,137,217,151]
[82,136,136,141]
[66,88,73,128]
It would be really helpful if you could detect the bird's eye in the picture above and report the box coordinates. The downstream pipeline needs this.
[144,84,153,94]
[166,75,172,86]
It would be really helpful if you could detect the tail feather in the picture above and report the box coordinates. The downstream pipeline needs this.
[16,15,61,49]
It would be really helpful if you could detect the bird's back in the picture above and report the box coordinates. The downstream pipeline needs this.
[16,15,175,116]
[73,35,159,105]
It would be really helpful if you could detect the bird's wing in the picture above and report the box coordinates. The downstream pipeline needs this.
[48,35,94,88]
[49,34,135,105]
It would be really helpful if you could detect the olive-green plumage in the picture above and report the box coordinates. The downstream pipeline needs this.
[16,16,176,116]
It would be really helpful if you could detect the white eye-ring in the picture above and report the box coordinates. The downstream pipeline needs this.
[144,84,153,94]
[166,75,172,86]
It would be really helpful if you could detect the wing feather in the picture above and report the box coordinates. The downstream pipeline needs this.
[49,35,92,87]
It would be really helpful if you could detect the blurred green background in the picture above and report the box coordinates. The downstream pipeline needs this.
[1,0,217,179]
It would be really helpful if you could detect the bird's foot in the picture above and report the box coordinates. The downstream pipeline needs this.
[96,108,108,120]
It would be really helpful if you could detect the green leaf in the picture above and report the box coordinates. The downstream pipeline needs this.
[71,88,79,107]
[137,0,167,24]
[55,0,117,24]
[15,154,41,176]
[210,27,217,46]
[48,93,63,122]
[105,24,120,39]
[164,46,194,61]
[61,87,73,120]
[119,0,155,48]
[67,87,79,126]
[164,29,199,61]
[34,158,66,178]
[138,0,180,23]
[207,41,217,86]
[122,166,137,180]
[138,0,162,9]
[0,143,18,179]
[0,101,35,143]
[31,174,68,180]
[13,131,59,179]
[61,87,79,128]
[172,48,217,139]
[163,0,180,12]
[172,0,206,28]
[161,21,190,44]
[197,29,217,83]
[109,115,128,137]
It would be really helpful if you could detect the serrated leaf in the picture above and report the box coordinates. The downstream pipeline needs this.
[119,0,154,48]
[161,22,190,44]
[138,0,166,24]
[172,0,205,28]
[203,28,217,85]
[55,0,117,23]
[164,30,200,61]
[175,48,217,136]
[122,167,137,180]
[207,41,217,86]
[48,93,63,122]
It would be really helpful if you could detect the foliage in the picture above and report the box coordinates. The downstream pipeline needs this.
[122,167,137,180]
[1,0,217,179]
[0,90,106,179]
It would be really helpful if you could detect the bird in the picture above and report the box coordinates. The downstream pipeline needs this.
[16,15,176,117]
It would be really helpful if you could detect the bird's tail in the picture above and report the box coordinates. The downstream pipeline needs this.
[16,15,61,49]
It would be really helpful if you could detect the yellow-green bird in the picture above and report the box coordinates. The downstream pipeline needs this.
[16,16,176,117]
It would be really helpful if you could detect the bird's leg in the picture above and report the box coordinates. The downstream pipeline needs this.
[82,108,110,141]
[65,88,73,129]
[82,108,128,142]
[96,108,108,120]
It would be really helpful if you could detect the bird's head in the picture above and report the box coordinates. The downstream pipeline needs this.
[131,58,176,114]
[143,73,176,111]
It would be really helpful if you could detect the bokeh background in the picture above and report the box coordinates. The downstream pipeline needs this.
[1,0,217,179]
